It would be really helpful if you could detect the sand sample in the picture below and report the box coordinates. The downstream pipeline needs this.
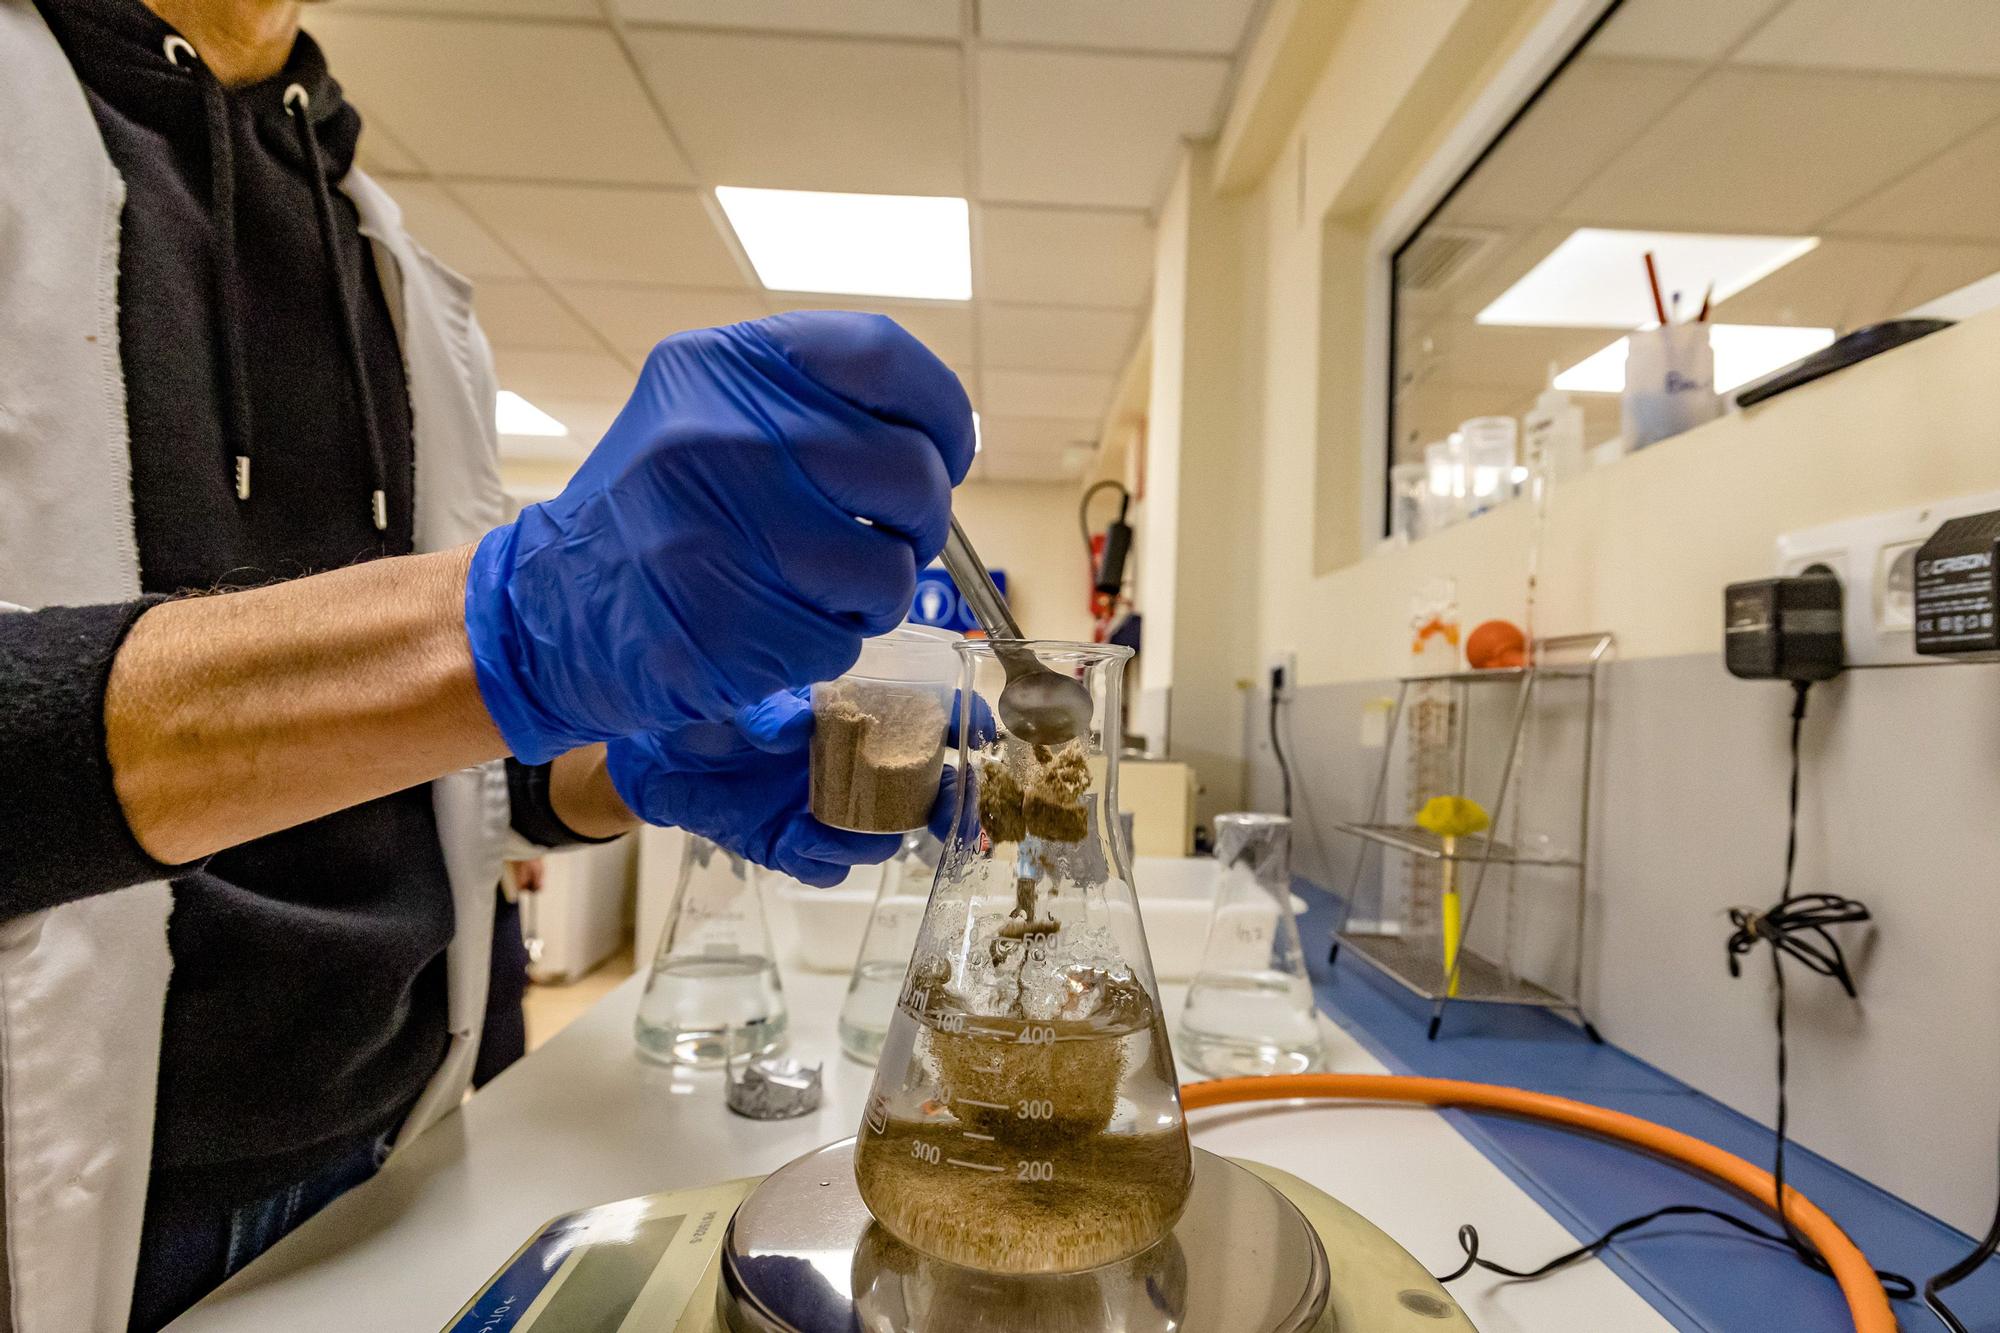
[977,739,1090,844]
[855,981,1191,1273]
[811,680,948,833]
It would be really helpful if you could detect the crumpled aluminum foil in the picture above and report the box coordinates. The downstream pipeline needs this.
[724,1055,823,1120]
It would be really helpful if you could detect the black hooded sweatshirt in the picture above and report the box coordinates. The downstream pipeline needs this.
[15,0,451,1199]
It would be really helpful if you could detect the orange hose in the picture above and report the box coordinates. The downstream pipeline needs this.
[1180,1074,1894,1333]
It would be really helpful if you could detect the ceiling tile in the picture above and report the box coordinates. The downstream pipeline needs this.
[1832,118,2000,244]
[975,48,1228,208]
[531,397,628,446]
[471,280,603,352]
[354,117,425,175]
[981,370,1115,419]
[762,295,975,366]
[1708,237,1999,326]
[976,412,1104,454]
[306,12,692,185]
[342,0,599,15]
[1734,0,2000,77]
[1556,68,2000,232]
[616,0,959,39]
[563,284,771,360]
[1442,57,1703,226]
[977,0,1259,55]
[455,183,749,286]
[980,303,1139,373]
[979,448,1083,482]
[381,180,526,279]
[631,30,964,194]
[494,348,638,403]
[1589,0,1787,62]
[980,205,1154,307]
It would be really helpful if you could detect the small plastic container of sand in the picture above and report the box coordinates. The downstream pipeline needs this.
[810,625,957,834]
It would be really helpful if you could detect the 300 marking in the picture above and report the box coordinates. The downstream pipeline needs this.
[912,1141,942,1166]
[1016,1098,1054,1120]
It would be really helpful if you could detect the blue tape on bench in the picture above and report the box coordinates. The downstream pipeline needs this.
[1293,882,2000,1332]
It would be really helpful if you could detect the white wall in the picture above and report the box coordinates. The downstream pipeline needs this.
[1141,150,1265,819]
[949,480,1096,646]
[1153,0,2000,1233]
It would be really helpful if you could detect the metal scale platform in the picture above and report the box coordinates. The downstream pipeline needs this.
[445,1139,1475,1333]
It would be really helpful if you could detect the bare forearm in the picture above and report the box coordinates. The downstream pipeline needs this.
[548,745,639,840]
[105,547,504,864]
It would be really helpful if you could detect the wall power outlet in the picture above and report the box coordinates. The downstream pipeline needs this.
[1268,650,1299,699]
[1777,489,2000,667]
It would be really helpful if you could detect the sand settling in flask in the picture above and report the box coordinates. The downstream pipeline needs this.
[853,640,1193,1275]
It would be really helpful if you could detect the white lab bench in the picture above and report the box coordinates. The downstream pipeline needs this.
[170,972,1673,1333]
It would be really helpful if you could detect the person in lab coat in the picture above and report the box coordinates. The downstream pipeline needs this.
[0,1,974,1328]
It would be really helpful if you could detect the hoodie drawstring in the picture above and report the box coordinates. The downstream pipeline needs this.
[165,34,256,507]
[161,36,389,533]
[285,83,389,532]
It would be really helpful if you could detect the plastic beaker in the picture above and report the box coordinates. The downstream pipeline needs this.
[1176,814,1324,1077]
[1622,323,1719,449]
[634,837,788,1066]
[838,829,943,1064]
[853,639,1193,1275]
[1459,416,1517,516]
[811,625,958,834]
[1423,436,1468,532]
[1389,460,1428,545]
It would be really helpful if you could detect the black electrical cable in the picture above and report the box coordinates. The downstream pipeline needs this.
[1438,680,1917,1303]
[1922,1119,2000,1331]
[1079,479,1128,566]
[1268,677,1294,819]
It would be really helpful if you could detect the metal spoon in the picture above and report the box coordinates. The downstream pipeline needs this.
[940,516,1094,746]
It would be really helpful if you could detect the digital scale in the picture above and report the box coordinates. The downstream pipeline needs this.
[444,1139,1475,1332]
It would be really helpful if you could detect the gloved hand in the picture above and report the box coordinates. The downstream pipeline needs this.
[465,312,976,763]
[606,690,976,887]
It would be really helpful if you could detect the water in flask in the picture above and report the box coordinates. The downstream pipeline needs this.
[634,837,788,1066]
[853,640,1193,1275]
[1176,813,1324,1078]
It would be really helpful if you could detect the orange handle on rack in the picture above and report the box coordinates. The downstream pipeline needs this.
[1180,1074,1894,1333]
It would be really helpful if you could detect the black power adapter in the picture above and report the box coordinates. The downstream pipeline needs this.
[1724,565,1844,682]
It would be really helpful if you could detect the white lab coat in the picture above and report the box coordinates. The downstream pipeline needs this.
[0,3,511,1326]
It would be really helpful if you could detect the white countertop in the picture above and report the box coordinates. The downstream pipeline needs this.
[171,970,1672,1333]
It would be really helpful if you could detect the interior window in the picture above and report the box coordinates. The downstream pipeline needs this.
[1388,0,2000,536]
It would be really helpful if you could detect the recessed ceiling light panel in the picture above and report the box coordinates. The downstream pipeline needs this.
[716,186,972,302]
[1553,324,1836,395]
[1477,228,1819,328]
[496,390,569,437]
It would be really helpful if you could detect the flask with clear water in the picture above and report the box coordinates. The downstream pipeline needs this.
[1175,813,1324,1077]
[853,639,1193,1276]
[839,829,943,1064]
[634,836,788,1066]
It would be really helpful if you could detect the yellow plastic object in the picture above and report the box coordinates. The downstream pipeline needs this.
[1414,796,1490,838]
[1182,1076,1895,1333]
[1413,797,1488,995]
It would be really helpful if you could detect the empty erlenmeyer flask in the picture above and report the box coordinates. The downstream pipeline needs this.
[634,836,788,1066]
[840,829,943,1064]
[1176,813,1324,1077]
[854,640,1192,1275]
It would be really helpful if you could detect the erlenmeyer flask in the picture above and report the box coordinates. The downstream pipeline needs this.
[854,640,1193,1275]
[839,829,944,1064]
[634,836,788,1066]
[1176,813,1324,1077]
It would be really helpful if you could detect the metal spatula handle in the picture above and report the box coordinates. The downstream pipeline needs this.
[942,516,1026,642]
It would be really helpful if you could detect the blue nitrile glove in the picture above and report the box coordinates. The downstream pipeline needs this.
[465,312,976,763]
[606,689,977,887]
